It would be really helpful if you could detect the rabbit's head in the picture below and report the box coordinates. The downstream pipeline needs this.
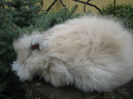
[12,33,50,81]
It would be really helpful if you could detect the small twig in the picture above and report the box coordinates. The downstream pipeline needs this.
[0,1,5,8]
[46,0,57,12]
[113,0,116,16]
[41,0,43,7]
[1,4,4,8]
[83,0,91,13]
[73,0,103,15]
[60,0,66,8]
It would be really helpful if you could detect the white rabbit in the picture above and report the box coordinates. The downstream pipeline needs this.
[12,15,133,92]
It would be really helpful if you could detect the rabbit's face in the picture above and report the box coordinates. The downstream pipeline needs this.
[12,34,49,81]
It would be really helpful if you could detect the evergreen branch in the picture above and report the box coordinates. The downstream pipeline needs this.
[73,0,103,15]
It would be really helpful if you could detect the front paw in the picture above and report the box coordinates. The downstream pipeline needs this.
[45,64,73,87]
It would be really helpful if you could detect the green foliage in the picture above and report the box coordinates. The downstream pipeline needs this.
[0,0,42,99]
[0,0,41,27]
[102,4,133,31]
[0,9,25,99]
[35,5,81,31]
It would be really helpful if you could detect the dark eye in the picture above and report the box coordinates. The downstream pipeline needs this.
[31,43,39,50]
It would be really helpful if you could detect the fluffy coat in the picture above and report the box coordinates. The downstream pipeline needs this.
[12,16,133,92]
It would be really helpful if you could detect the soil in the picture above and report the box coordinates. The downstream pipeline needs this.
[24,79,133,99]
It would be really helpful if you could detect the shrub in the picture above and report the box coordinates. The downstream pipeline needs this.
[0,0,41,98]
[35,5,81,31]
[0,8,25,99]
[102,4,133,31]
[0,0,41,27]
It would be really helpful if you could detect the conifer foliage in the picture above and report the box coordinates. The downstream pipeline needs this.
[0,0,41,99]
[0,0,41,27]
[102,4,133,31]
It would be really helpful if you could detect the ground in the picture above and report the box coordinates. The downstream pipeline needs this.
[24,79,133,99]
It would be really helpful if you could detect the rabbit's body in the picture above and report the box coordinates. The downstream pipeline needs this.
[12,16,133,92]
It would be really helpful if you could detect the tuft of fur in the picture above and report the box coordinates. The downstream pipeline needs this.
[12,15,133,92]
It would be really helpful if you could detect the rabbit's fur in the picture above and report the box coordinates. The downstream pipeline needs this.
[12,16,133,92]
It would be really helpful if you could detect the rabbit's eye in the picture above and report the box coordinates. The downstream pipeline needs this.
[31,43,39,50]
[28,43,40,56]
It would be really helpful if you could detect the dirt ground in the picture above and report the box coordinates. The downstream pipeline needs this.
[24,79,133,99]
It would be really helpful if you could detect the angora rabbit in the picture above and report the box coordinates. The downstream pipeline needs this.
[12,16,133,92]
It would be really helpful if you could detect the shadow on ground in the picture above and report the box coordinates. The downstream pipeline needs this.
[24,79,133,99]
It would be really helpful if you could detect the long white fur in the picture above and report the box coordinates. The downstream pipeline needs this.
[12,15,133,92]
